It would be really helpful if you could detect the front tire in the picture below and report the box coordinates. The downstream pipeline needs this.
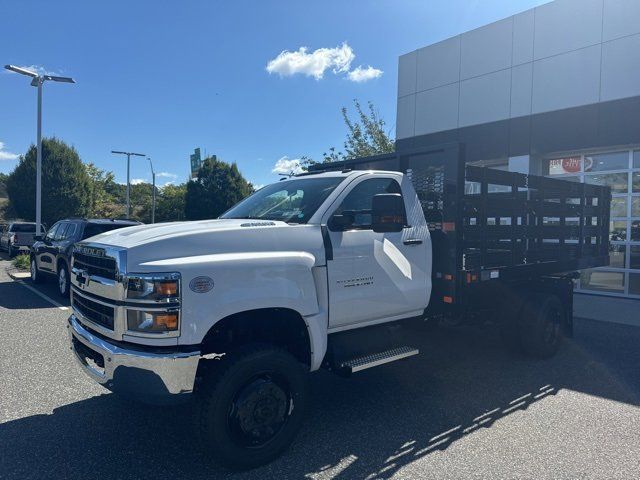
[57,263,70,297]
[31,257,43,284]
[199,344,309,470]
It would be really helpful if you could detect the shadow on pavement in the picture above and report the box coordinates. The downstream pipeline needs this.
[0,281,56,310]
[1,319,638,480]
[0,261,71,309]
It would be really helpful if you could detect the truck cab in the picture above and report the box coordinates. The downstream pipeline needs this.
[67,146,610,469]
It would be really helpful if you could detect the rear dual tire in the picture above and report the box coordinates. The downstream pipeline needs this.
[500,293,564,358]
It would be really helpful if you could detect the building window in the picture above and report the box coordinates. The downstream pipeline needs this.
[584,151,629,172]
[545,149,640,298]
[609,244,626,268]
[610,197,627,217]
[630,246,640,269]
[584,172,628,193]
[630,273,640,295]
[580,270,625,294]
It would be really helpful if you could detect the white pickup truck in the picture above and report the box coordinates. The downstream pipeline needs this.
[67,146,610,468]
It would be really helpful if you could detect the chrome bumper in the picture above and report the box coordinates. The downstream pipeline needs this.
[67,315,200,404]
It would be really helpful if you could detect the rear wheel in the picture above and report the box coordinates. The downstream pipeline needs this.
[30,257,44,284]
[199,344,308,470]
[518,294,564,358]
[57,263,70,297]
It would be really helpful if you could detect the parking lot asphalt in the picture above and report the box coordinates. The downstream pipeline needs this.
[1,256,639,480]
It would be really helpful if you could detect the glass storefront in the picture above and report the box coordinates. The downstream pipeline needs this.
[545,149,640,298]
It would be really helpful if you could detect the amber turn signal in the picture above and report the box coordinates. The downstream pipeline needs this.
[154,313,178,330]
[155,281,178,297]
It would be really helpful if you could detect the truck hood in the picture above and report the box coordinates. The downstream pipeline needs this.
[84,219,326,270]
[88,219,284,248]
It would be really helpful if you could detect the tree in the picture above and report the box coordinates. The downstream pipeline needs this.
[0,172,8,198]
[128,182,153,222]
[85,162,124,218]
[6,138,92,226]
[155,183,187,222]
[302,99,395,168]
[185,157,253,220]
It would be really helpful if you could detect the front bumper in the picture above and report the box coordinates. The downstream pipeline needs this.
[67,315,200,404]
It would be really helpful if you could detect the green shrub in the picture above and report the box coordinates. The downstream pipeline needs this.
[12,254,30,271]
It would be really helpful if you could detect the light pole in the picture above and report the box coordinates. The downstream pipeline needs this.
[147,157,156,224]
[111,150,145,218]
[4,65,75,235]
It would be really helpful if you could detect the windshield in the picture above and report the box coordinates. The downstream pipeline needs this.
[82,223,134,240]
[10,224,36,233]
[221,177,344,224]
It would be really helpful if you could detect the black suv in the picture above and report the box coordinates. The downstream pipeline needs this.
[30,218,141,297]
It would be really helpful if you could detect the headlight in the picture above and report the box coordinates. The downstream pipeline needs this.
[127,310,179,333]
[126,273,180,301]
[125,273,181,335]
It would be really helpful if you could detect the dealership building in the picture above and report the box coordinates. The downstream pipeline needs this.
[395,0,640,298]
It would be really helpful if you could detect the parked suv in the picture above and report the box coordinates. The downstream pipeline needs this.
[1,222,46,257]
[31,218,141,296]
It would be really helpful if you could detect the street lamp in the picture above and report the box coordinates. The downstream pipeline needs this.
[111,150,145,218]
[4,65,75,235]
[147,157,156,224]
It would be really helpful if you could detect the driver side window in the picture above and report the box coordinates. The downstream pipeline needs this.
[331,178,403,230]
[46,223,61,241]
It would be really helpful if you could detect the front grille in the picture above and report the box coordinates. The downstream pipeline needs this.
[73,294,115,330]
[73,252,117,280]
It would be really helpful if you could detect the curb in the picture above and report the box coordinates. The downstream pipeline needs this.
[7,269,30,280]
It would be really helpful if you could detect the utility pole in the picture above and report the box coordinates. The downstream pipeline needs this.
[147,157,156,223]
[4,65,75,234]
[111,150,145,218]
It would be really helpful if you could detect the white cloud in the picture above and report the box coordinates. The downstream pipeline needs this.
[347,65,383,83]
[252,183,265,190]
[272,156,304,175]
[266,43,355,80]
[161,180,175,187]
[156,172,177,179]
[130,178,147,185]
[0,142,19,161]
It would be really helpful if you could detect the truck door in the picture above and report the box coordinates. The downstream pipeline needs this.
[324,176,429,329]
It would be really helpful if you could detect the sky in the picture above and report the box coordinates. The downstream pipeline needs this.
[0,0,549,188]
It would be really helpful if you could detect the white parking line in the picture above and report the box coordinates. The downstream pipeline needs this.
[17,281,69,311]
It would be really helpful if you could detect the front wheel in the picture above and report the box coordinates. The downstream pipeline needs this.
[58,263,70,297]
[31,257,43,284]
[198,344,309,470]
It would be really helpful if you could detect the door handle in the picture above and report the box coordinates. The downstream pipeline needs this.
[403,238,423,245]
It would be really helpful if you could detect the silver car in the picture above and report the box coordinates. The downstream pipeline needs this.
[0,222,45,257]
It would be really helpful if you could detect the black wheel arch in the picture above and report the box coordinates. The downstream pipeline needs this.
[199,308,312,368]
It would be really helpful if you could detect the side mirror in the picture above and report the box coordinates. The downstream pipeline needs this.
[328,212,355,231]
[372,194,406,233]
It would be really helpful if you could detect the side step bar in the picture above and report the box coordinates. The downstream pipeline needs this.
[340,346,419,374]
